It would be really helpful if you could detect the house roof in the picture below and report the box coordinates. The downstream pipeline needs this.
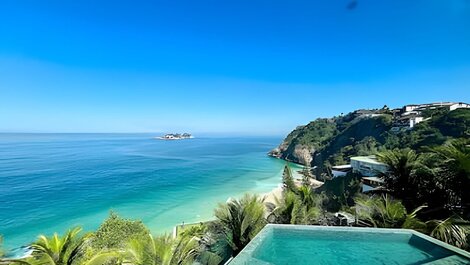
[332,165,352,170]
[350,156,386,166]
[362,176,385,183]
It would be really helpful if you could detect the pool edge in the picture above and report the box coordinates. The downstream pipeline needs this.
[229,224,470,264]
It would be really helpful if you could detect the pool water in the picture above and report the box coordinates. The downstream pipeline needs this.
[230,225,470,265]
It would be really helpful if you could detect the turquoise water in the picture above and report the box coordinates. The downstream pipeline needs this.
[231,225,470,265]
[0,134,291,249]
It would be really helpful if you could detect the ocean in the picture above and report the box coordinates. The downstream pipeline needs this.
[0,134,294,249]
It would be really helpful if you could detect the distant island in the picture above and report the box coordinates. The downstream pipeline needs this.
[155,133,193,140]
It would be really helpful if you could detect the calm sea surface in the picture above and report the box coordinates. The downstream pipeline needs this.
[0,134,290,249]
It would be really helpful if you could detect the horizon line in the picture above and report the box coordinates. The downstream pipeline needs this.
[0,131,286,136]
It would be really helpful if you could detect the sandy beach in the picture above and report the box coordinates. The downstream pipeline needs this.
[262,178,324,205]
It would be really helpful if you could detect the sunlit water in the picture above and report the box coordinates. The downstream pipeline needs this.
[0,134,292,249]
[232,226,470,265]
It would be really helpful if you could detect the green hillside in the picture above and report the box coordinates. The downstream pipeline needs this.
[270,107,470,179]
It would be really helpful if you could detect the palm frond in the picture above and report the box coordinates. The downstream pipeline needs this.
[427,217,470,249]
[82,252,120,265]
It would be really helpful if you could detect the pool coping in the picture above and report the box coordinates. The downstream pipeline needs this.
[229,224,470,264]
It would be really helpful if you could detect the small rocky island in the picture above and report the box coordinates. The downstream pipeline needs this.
[156,133,193,140]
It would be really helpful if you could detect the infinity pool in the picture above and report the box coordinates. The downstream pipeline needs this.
[230,225,470,265]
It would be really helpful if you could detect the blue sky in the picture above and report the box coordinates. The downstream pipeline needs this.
[1,0,469,135]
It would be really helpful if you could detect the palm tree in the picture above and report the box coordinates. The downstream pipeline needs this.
[297,186,319,210]
[355,195,470,250]
[269,191,301,224]
[214,194,266,256]
[17,227,119,265]
[294,186,321,224]
[426,216,470,250]
[125,234,156,265]
[125,234,198,265]
[27,227,84,265]
[355,194,425,229]
[268,186,322,226]
[156,235,198,265]
[432,139,470,176]
[431,139,470,213]
[196,251,223,265]
[376,149,420,208]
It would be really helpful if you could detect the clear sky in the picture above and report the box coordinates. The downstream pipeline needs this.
[1,0,469,135]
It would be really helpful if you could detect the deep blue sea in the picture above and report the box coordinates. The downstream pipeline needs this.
[0,134,291,249]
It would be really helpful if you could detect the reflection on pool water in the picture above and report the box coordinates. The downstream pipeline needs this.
[230,225,470,265]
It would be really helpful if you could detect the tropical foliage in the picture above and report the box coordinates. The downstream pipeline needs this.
[91,212,150,250]
[270,188,321,225]
[317,173,361,212]
[28,226,85,265]
[213,194,266,256]
[376,139,470,214]
[376,149,421,208]
[371,139,470,249]
[8,227,119,265]
[281,164,296,193]
[354,194,425,230]
[431,139,470,213]
[426,216,470,249]
[6,215,199,265]
[125,233,198,265]
[275,108,470,177]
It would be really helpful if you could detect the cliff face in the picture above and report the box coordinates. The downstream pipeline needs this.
[269,117,339,165]
[269,141,314,165]
[270,108,470,177]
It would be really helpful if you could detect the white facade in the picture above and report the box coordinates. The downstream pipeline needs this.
[450,102,470,111]
[361,176,385,193]
[409,116,424,128]
[331,164,352,178]
[404,105,419,112]
[332,170,348,178]
[403,102,467,113]
[350,156,388,177]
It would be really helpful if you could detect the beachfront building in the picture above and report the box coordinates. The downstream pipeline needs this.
[331,164,352,178]
[362,176,385,192]
[330,156,387,192]
[350,156,388,177]
[350,156,388,193]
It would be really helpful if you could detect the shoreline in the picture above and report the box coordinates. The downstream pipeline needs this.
[170,185,284,238]
[1,143,299,250]
[170,169,325,238]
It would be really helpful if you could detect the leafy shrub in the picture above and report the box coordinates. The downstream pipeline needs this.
[92,212,150,250]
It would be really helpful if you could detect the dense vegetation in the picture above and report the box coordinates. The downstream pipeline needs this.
[1,108,469,264]
[272,108,470,179]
